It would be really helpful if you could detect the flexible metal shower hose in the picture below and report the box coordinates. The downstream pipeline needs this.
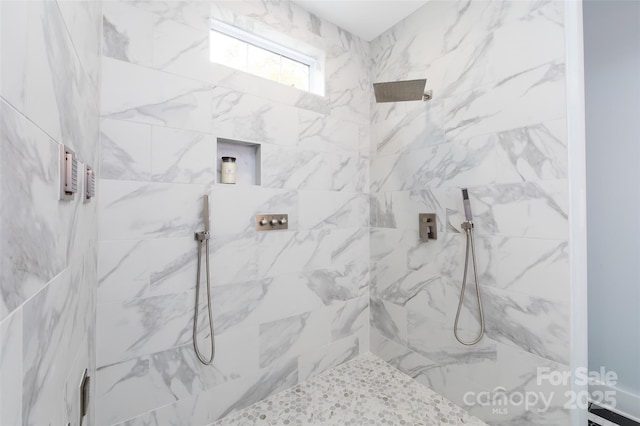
[193,236,215,365]
[454,225,485,346]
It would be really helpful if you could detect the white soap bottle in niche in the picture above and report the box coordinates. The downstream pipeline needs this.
[220,156,237,184]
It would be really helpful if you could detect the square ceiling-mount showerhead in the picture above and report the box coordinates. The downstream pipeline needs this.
[373,79,430,103]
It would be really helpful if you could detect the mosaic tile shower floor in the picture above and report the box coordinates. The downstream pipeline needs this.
[211,353,487,426]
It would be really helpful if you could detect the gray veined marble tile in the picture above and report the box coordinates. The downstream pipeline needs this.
[370,297,407,346]
[101,57,213,133]
[257,229,333,277]
[0,0,28,110]
[56,0,102,87]
[301,261,368,306]
[98,240,152,304]
[258,310,331,368]
[97,325,259,426]
[371,100,445,156]
[209,185,299,237]
[102,1,154,67]
[0,101,66,320]
[153,18,210,82]
[298,109,360,152]
[493,236,569,302]
[211,87,299,147]
[100,118,152,181]
[22,260,93,426]
[209,233,259,287]
[98,180,206,241]
[481,286,570,365]
[211,279,271,335]
[298,190,368,231]
[17,0,101,165]
[495,119,568,183]
[446,180,569,240]
[151,126,215,184]
[260,145,334,191]
[0,309,23,426]
[96,290,196,367]
[444,59,566,141]
[298,335,360,382]
[331,295,368,341]
[208,356,300,422]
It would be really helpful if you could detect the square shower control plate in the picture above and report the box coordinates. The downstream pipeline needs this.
[419,213,437,241]
[256,214,288,231]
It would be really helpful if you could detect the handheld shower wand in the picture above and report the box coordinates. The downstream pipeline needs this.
[193,195,215,365]
[454,188,485,346]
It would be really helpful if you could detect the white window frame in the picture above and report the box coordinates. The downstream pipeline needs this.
[210,19,318,93]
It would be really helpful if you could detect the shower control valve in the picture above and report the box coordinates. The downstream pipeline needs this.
[256,214,289,231]
[419,213,437,242]
[194,230,210,241]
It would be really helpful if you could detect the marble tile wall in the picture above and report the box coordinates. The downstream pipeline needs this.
[96,1,370,425]
[368,1,572,425]
[0,0,102,425]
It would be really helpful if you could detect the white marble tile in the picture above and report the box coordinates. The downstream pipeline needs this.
[98,240,151,304]
[331,295,369,341]
[260,144,334,191]
[298,190,368,230]
[301,261,368,306]
[100,118,152,181]
[0,309,23,426]
[0,101,66,319]
[208,185,299,236]
[98,179,206,240]
[22,260,93,425]
[151,126,215,184]
[209,232,259,287]
[493,237,569,302]
[495,119,568,183]
[371,100,445,156]
[481,286,570,365]
[298,335,360,382]
[259,309,331,368]
[102,57,212,133]
[96,327,259,426]
[211,87,299,146]
[298,109,360,152]
[0,0,28,110]
[97,290,195,367]
[446,180,570,240]
[102,0,154,67]
[153,17,210,82]
[257,230,333,277]
[370,297,407,346]
[444,60,566,141]
[20,0,100,163]
[56,0,102,86]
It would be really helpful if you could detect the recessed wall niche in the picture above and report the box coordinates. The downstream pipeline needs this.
[216,138,262,186]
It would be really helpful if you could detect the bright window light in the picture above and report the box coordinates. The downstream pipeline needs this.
[210,20,315,93]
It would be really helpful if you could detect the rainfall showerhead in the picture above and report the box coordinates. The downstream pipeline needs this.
[373,79,432,103]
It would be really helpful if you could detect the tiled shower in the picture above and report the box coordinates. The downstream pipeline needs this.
[0,0,589,425]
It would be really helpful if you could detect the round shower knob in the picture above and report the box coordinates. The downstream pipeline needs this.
[270,218,279,226]
[259,218,268,226]
[279,217,287,225]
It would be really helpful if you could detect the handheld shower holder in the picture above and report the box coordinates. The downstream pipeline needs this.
[194,231,210,241]
[461,221,474,231]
